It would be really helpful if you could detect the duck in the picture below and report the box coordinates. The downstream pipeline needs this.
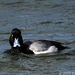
[6,28,68,54]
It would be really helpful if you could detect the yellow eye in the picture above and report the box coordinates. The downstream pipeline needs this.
[12,35,13,37]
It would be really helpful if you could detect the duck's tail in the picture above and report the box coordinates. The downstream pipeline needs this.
[64,46,71,49]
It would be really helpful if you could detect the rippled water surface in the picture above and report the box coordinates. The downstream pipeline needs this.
[0,0,75,75]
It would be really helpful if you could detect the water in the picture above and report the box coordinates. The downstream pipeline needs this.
[0,0,75,75]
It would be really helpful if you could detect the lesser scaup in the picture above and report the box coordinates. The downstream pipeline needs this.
[8,28,68,54]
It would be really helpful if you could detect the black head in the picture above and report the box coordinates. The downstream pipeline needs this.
[9,28,23,49]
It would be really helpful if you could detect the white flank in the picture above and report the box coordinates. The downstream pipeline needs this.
[13,38,20,47]
[33,46,58,54]
[29,42,47,52]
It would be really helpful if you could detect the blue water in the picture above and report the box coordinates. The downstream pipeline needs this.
[0,0,75,75]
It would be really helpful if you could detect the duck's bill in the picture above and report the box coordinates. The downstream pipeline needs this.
[13,38,21,47]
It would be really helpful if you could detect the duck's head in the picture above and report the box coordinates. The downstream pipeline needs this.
[9,28,23,50]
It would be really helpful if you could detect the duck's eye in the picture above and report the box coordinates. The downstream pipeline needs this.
[12,35,13,37]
